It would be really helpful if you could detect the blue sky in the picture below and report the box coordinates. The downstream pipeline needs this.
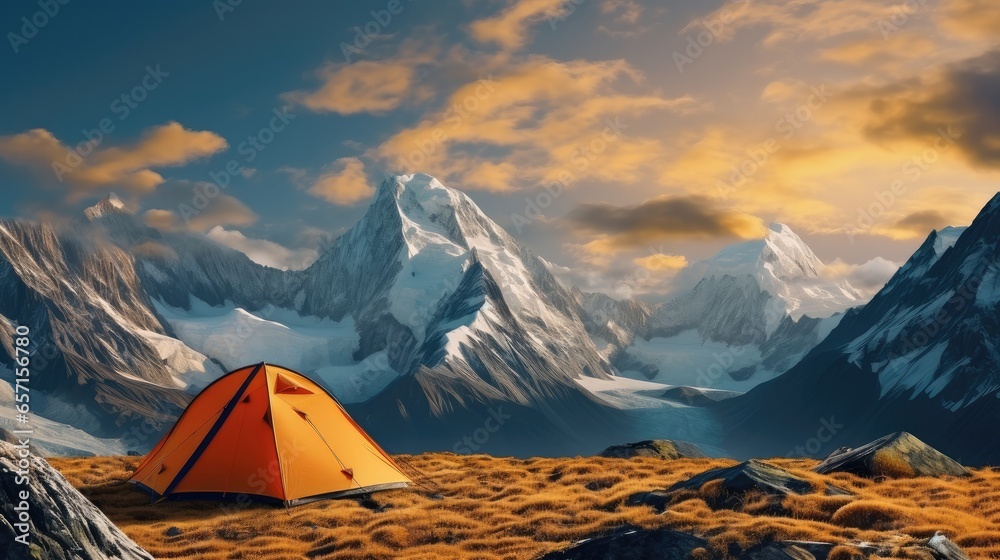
[2,0,999,297]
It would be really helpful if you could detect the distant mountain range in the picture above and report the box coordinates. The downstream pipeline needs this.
[720,194,1000,464]
[0,175,623,456]
[2,173,996,464]
[580,222,859,392]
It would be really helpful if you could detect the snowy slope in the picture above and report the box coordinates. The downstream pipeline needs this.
[154,298,358,373]
[718,203,1000,465]
[673,223,861,328]
[604,224,859,391]
[298,175,622,455]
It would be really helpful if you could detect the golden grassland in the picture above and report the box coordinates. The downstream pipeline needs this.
[50,454,1000,560]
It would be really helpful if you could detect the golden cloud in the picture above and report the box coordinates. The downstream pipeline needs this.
[307,157,375,206]
[819,34,937,65]
[285,61,417,115]
[374,56,696,191]
[468,0,567,51]
[634,253,689,272]
[689,0,907,46]
[566,195,766,249]
[941,0,1000,38]
[142,183,257,232]
[0,122,227,198]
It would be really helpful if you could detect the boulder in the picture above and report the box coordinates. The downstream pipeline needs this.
[926,532,971,560]
[0,440,153,560]
[814,432,970,478]
[628,459,847,513]
[539,526,710,559]
[598,440,707,460]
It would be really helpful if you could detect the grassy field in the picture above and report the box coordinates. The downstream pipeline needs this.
[51,454,1000,559]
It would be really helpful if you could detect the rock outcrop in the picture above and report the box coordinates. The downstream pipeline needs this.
[659,386,737,407]
[539,526,710,559]
[814,432,970,478]
[598,440,706,460]
[628,460,848,513]
[0,440,153,560]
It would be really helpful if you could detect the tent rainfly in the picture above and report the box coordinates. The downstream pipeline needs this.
[130,363,411,506]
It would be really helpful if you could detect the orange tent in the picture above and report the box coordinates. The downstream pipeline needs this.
[130,363,411,506]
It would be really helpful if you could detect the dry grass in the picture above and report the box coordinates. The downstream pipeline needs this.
[49,455,1000,559]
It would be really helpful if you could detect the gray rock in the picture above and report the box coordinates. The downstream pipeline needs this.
[0,440,153,559]
[628,459,847,513]
[538,526,709,559]
[926,532,971,560]
[165,526,182,537]
[814,432,970,478]
[598,440,707,460]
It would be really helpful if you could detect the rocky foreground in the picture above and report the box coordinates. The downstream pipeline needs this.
[0,433,991,559]
[0,438,152,560]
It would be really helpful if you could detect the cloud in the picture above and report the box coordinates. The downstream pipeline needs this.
[874,210,956,240]
[306,157,375,206]
[687,0,908,46]
[633,253,688,273]
[941,0,1000,38]
[597,0,650,36]
[600,0,643,24]
[824,257,900,297]
[205,226,318,270]
[860,48,1000,170]
[819,34,937,65]
[375,56,696,191]
[565,195,766,248]
[0,122,227,198]
[142,209,180,230]
[141,181,258,232]
[468,0,567,51]
[284,61,418,115]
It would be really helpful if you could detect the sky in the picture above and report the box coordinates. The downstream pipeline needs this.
[1,0,999,300]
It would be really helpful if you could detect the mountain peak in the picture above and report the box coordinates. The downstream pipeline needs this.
[379,173,453,201]
[704,222,820,280]
[83,192,130,221]
[693,221,861,320]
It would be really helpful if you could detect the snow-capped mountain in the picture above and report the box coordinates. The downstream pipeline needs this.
[717,196,1000,465]
[656,223,861,340]
[605,223,858,391]
[0,216,203,455]
[294,174,622,454]
[0,176,623,456]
